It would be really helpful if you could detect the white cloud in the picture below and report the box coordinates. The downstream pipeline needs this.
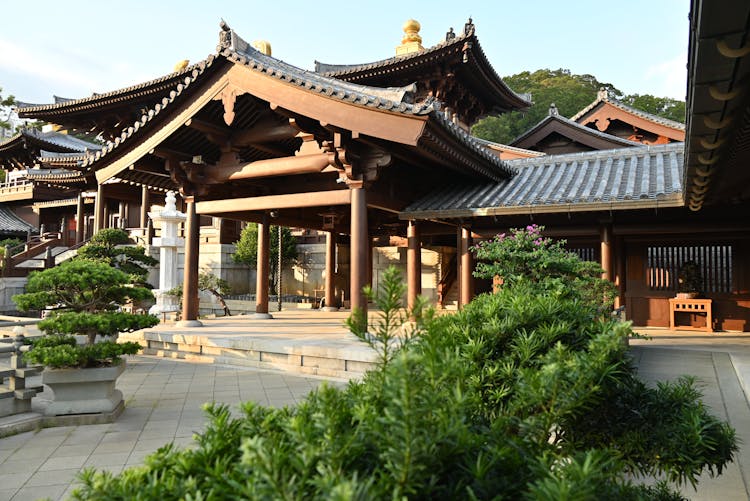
[644,51,688,100]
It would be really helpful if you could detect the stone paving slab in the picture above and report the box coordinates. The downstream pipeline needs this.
[0,356,345,500]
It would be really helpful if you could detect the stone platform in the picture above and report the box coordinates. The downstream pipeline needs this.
[120,310,377,379]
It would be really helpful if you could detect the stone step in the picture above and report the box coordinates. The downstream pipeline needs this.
[0,390,14,400]
[0,368,14,379]
[14,367,41,378]
[15,387,42,400]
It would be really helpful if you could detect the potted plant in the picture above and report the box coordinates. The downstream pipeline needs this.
[13,258,159,416]
[676,260,702,299]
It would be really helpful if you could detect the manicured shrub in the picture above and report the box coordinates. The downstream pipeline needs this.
[13,259,158,367]
[71,234,736,499]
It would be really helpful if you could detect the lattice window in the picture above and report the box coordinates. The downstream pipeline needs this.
[568,247,597,263]
[647,245,733,293]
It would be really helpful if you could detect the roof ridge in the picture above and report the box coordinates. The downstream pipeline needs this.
[510,112,642,147]
[570,92,685,130]
[507,141,684,166]
[16,60,210,115]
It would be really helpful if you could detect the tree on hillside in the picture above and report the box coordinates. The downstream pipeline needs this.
[233,223,298,293]
[472,68,685,145]
[620,93,686,123]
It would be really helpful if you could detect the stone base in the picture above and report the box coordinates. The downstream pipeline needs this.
[175,319,204,328]
[320,306,339,312]
[251,313,274,319]
[38,363,125,416]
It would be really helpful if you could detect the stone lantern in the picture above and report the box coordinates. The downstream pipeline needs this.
[148,191,186,318]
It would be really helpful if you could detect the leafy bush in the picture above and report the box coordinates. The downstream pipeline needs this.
[72,262,735,499]
[24,335,141,368]
[13,259,158,367]
[473,224,617,314]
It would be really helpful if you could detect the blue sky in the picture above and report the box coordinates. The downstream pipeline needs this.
[1,0,689,105]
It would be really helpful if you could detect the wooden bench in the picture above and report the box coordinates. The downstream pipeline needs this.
[668,298,713,332]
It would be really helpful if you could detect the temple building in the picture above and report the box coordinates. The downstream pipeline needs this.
[0,12,748,332]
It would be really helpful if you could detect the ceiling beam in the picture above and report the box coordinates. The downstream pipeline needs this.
[196,189,351,214]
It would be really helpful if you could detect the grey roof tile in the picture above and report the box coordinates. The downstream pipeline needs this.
[401,143,685,218]
[0,205,36,234]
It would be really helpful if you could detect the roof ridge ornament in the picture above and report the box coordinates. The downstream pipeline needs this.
[597,87,609,100]
[549,103,559,116]
[464,17,474,36]
[445,27,455,42]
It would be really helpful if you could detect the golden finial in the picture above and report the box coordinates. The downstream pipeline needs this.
[252,40,272,56]
[173,60,189,72]
[396,19,424,56]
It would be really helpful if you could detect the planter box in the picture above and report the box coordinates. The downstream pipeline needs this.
[37,362,126,416]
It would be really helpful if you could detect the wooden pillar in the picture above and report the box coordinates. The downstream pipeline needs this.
[140,186,150,230]
[94,184,105,233]
[459,225,473,308]
[407,220,422,310]
[178,197,202,327]
[75,193,85,244]
[600,224,614,282]
[60,216,67,245]
[254,215,272,318]
[615,236,626,310]
[322,231,337,311]
[350,187,368,314]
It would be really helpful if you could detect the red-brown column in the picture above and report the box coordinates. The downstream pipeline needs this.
[94,183,105,233]
[407,220,422,310]
[75,193,85,244]
[178,197,202,327]
[140,186,150,235]
[459,225,473,308]
[615,236,626,310]
[322,231,337,311]
[254,216,272,318]
[350,187,368,314]
[600,224,613,282]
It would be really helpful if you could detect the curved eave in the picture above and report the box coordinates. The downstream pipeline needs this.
[573,98,686,136]
[684,0,750,211]
[317,31,531,113]
[16,61,208,119]
[511,114,642,150]
[422,113,515,181]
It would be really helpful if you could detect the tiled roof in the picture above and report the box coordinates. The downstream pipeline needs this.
[221,27,512,180]
[0,205,36,234]
[510,112,641,148]
[24,168,87,183]
[571,91,685,131]
[314,24,531,110]
[401,142,685,218]
[79,57,216,168]
[16,63,205,116]
[0,129,98,154]
[76,24,513,182]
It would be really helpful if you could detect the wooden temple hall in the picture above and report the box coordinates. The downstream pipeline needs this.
[1,9,749,331]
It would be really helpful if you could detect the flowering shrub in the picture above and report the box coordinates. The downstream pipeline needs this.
[473,224,617,314]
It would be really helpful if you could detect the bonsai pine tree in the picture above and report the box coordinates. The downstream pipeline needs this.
[76,228,157,288]
[13,259,159,368]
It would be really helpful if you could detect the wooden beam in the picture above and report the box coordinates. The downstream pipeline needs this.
[196,189,351,214]
[204,153,334,183]
[94,70,228,184]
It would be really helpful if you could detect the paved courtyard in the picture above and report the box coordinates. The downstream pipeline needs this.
[0,357,346,500]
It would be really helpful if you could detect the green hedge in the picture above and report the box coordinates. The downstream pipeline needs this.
[72,267,735,500]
